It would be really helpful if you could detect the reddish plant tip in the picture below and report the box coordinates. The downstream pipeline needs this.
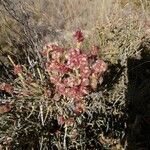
[0,83,13,94]
[73,29,84,42]
[44,44,64,52]
[65,117,75,126]
[73,104,84,115]
[14,65,22,75]
[40,50,48,57]
[57,116,65,125]
[92,60,107,74]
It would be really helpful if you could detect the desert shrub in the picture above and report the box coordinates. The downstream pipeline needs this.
[0,30,109,149]
[0,0,149,149]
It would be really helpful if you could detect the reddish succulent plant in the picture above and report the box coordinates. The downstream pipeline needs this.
[14,65,22,75]
[42,30,107,113]
[73,29,84,43]
[5,29,107,130]
[0,83,13,94]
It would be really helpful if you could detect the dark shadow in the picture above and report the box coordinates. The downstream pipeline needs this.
[99,62,124,91]
[127,38,150,149]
